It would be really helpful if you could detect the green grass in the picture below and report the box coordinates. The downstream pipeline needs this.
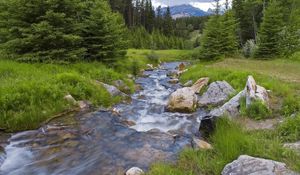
[0,60,134,132]
[278,114,300,142]
[148,118,300,175]
[0,49,192,132]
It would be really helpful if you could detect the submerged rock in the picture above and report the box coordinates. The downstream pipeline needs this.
[126,167,144,175]
[246,75,269,108]
[222,155,299,175]
[167,87,198,113]
[168,78,179,84]
[198,81,235,107]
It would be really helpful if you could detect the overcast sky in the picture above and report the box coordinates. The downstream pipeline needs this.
[152,0,230,11]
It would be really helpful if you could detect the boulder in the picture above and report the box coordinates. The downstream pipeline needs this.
[64,95,77,105]
[246,75,269,108]
[284,141,300,153]
[190,77,210,93]
[183,80,193,87]
[168,78,179,84]
[167,70,179,79]
[77,100,92,110]
[126,167,144,175]
[113,80,131,94]
[198,81,235,107]
[178,63,186,71]
[192,138,213,150]
[167,87,198,113]
[96,81,129,98]
[222,155,298,175]
[146,64,154,70]
[209,90,246,118]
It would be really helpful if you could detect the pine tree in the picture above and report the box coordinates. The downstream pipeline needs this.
[82,0,127,62]
[163,7,173,36]
[220,11,239,56]
[1,0,86,62]
[0,0,128,62]
[198,15,224,59]
[255,1,284,58]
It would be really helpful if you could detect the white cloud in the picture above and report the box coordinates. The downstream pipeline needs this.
[152,0,167,8]
[189,2,214,11]
[190,0,232,11]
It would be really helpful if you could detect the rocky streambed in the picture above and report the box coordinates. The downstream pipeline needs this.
[0,62,207,175]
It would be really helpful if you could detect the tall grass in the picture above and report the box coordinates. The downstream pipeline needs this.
[148,118,300,175]
[0,60,133,132]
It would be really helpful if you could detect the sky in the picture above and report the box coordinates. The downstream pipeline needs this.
[152,0,230,11]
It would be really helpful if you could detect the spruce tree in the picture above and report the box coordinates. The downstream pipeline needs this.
[255,1,284,58]
[82,0,127,62]
[1,0,86,62]
[0,0,128,63]
[220,11,239,56]
[198,15,224,59]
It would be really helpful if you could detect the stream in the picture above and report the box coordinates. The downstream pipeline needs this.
[0,62,207,175]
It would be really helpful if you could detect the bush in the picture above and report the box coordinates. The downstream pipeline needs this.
[278,114,300,142]
[243,39,257,58]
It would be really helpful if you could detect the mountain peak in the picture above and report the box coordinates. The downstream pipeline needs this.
[161,4,209,19]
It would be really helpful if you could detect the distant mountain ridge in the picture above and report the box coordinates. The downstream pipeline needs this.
[161,4,209,19]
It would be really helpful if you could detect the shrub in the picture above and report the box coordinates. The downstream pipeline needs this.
[243,39,257,58]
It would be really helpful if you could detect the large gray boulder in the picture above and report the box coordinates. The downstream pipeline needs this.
[209,90,246,118]
[198,81,235,107]
[167,87,198,113]
[222,155,298,175]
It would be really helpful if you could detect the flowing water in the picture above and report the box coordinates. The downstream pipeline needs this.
[0,62,207,175]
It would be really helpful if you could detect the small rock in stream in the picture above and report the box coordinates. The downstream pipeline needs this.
[126,167,144,175]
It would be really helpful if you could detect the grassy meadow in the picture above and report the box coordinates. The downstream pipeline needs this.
[147,52,300,174]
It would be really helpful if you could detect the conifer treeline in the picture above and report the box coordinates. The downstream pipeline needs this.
[0,0,127,63]
[198,0,300,59]
[109,0,208,49]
